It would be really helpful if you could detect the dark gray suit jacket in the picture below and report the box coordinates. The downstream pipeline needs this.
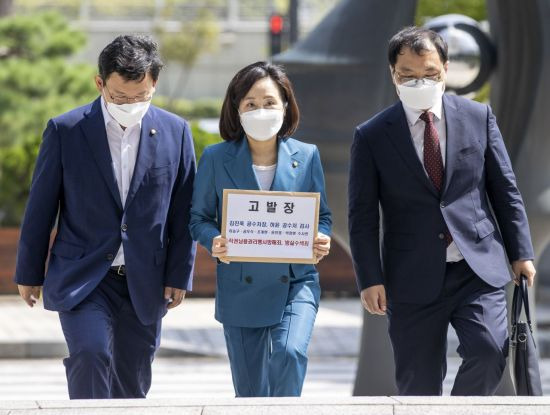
[348,94,534,303]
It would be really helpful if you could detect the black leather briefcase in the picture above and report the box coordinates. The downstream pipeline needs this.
[510,275,543,396]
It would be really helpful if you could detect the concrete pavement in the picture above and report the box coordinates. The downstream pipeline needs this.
[1,295,550,401]
[3,295,550,359]
[0,357,357,400]
[0,296,363,359]
[0,397,550,414]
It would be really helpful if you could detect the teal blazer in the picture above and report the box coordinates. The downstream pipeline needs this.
[190,137,332,327]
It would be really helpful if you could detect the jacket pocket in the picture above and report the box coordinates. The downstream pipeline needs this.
[148,163,173,178]
[475,217,495,239]
[458,142,482,160]
[217,262,243,282]
[50,240,85,259]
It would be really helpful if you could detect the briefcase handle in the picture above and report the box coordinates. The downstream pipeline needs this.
[511,274,533,332]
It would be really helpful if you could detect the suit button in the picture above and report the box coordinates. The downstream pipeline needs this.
[440,202,446,208]
[106,253,114,261]
[280,275,289,283]
[121,224,128,232]
[245,276,253,284]
[438,233,445,240]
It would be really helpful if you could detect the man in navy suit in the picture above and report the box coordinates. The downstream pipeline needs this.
[14,35,196,399]
[348,27,536,395]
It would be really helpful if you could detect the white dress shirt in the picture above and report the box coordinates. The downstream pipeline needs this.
[401,100,464,263]
[101,97,142,266]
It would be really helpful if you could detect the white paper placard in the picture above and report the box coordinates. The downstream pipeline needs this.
[221,189,320,263]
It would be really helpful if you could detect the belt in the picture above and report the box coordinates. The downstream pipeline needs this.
[109,265,126,276]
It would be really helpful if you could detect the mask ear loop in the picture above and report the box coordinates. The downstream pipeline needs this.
[390,70,402,97]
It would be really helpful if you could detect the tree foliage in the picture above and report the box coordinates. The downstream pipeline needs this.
[416,0,487,24]
[0,11,221,226]
[0,12,97,225]
[155,6,219,106]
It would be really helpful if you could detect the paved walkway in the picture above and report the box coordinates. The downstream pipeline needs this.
[1,397,550,414]
[0,296,364,358]
[1,296,550,400]
[0,357,356,400]
[3,295,550,358]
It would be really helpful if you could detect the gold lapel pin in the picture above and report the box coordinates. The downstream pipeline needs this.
[150,129,157,136]
[292,161,298,168]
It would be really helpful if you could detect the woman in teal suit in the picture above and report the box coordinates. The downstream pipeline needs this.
[190,61,332,397]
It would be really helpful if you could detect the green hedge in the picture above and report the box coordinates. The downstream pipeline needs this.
[190,121,221,161]
[152,96,222,119]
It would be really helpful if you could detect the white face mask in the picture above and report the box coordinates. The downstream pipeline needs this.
[240,108,284,141]
[396,79,445,111]
[104,91,151,128]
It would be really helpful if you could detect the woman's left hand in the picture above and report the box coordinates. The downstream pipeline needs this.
[313,232,331,263]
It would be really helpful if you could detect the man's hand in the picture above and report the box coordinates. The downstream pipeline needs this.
[360,284,387,315]
[164,287,186,309]
[512,260,536,287]
[212,235,230,264]
[18,285,42,308]
[314,232,331,262]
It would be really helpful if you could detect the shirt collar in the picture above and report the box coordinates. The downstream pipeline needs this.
[401,97,443,127]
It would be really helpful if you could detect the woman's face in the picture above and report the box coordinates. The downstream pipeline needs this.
[238,77,285,114]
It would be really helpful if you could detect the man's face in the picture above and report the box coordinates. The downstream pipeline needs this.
[95,72,156,105]
[390,43,448,87]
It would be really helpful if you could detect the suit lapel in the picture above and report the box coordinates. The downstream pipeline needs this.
[223,138,260,190]
[442,94,467,197]
[124,109,159,210]
[270,139,301,191]
[385,102,439,197]
[81,98,123,210]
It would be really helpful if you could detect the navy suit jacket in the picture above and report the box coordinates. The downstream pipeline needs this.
[348,94,534,304]
[14,97,197,325]
[190,137,332,327]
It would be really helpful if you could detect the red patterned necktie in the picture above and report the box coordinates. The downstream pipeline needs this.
[420,111,444,192]
[420,111,453,246]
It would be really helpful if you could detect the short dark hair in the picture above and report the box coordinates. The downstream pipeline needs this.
[388,26,448,68]
[219,61,300,142]
[98,35,164,82]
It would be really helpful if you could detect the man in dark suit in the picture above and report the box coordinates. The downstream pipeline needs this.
[348,27,536,395]
[14,35,196,399]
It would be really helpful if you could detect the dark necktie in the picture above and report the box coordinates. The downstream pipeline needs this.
[420,111,444,192]
[420,111,453,246]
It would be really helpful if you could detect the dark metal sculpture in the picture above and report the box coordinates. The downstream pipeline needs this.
[424,14,495,95]
[277,0,549,395]
[487,0,550,393]
[276,0,417,395]
[487,0,550,257]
